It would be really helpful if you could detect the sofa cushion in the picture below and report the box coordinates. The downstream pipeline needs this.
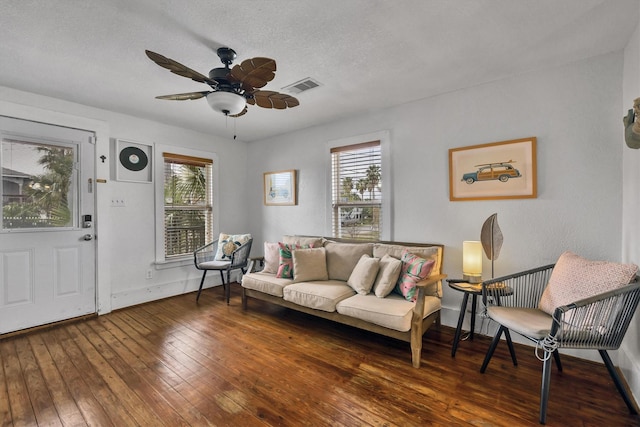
[283,281,355,312]
[373,254,402,298]
[293,247,329,283]
[373,243,441,274]
[214,233,251,261]
[283,235,324,248]
[242,272,293,297]
[347,254,380,295]
[396,251,435,302]
[324,242,374,281]
[336,293,441,332]
[263,241,280,274]
[538,251,638,315]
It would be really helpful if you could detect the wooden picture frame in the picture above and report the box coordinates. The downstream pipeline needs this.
[449,137,537,201]
[264,169,297,205]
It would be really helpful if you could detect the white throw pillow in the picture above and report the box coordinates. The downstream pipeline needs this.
[372,254,402,298]
[262,241,280,274]
[347,254,380,295]
[292,247,329,283]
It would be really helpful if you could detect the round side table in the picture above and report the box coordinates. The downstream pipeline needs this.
[447,279,483,357]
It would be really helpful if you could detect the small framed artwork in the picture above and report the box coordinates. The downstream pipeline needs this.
[449,137,537,201]
[115,139,153,183]
[264,169,297,205]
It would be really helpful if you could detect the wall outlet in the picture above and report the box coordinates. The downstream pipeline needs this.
[146,269,153,279]
[111,199,126,207]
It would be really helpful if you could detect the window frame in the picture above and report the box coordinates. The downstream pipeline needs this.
[154,144,219,265]
[326,130,391,241]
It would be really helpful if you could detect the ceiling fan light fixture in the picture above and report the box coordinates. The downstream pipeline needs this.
[206,91,246,116]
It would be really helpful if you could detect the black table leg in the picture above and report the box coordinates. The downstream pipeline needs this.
[452,292,469,357]
[469,294,477,340]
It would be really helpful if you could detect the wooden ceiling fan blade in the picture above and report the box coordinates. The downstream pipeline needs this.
[284,96,300,108]
[155,91,210,101]
[145,50,218,87]
[230,57,276,91]
[252,90,300,109]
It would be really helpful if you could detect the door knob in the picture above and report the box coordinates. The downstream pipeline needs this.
[83,234,93,241]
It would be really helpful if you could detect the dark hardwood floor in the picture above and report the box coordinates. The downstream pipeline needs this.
[1,283,638,426]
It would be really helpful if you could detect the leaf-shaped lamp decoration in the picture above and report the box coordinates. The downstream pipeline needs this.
[480,213,503,261]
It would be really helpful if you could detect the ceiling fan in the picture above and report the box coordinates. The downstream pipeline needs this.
[145,47,299,117]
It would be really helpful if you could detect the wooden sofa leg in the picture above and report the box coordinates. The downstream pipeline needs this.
[411,325,422,368]
[242,288,247,310]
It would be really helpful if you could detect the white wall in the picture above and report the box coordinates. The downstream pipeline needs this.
[621,10,640,404]
[2,34,637,399]
[248,51,625,327]
[0,86,249,311]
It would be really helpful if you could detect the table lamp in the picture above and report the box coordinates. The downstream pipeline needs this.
[463,240,483,283]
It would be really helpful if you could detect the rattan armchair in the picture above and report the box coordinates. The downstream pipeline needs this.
[480,264,640,424]
[194,238,253,303]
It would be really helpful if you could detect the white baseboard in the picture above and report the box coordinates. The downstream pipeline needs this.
[618,344,640,406]
[110,271,243,310]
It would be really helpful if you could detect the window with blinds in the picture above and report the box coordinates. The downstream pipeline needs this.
[331,141,381,240]
[163,152,213,259]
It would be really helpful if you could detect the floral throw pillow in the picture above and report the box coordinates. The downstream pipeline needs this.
[276,242,312,278]
[395,250,435,302]
[214,233,251,261]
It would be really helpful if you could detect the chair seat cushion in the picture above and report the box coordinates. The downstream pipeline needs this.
[198,260,231,270]
[488,306,552,340]
[336,293,441,332]
[242,272,293,297]
[283,281,355,312]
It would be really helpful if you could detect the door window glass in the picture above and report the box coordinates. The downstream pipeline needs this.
[2,139,77,230]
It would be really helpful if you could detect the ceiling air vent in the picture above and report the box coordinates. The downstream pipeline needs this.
[282,77,322,95]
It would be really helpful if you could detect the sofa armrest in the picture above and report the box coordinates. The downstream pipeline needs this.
[415,274,447,288]
[247,256,265,273]
[415,273,447,298]
[412,274,447,316]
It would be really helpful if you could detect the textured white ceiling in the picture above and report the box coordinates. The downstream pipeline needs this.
[0,0,637,142]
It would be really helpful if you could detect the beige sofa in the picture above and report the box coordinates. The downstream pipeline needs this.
[241,236,446,368]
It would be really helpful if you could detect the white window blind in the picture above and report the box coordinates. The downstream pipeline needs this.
[331,141,381,240]
[163,152,213,259]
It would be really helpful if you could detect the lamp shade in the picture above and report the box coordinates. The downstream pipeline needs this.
[463,240,483,283]
[206,91,246,116]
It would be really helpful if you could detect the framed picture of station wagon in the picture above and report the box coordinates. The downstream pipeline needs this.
[264,169,297,205]
[449,137,537,201]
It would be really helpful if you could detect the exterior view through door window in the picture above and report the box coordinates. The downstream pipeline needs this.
[331,140,381,240]
[2,139,76,229]
[163,152,213,259]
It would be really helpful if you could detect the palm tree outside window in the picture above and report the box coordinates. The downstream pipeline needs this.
[163,152,213,258]
[331,141,381,240]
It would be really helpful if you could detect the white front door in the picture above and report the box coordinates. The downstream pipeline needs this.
[0,116,96,334]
